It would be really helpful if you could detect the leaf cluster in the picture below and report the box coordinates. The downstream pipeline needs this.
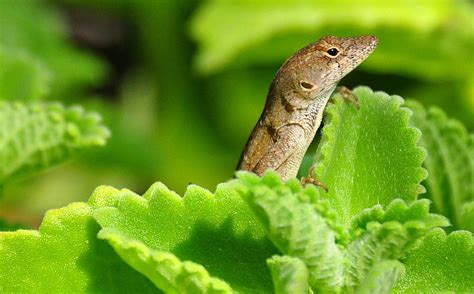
[1,87,472,293]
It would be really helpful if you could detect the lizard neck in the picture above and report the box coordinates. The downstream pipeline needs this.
[286,84,337,134]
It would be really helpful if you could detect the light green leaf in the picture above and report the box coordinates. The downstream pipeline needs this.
[349,199,449,237]
[267,255,310,294]
[0,47,50,100]
[237,171,344,291]
[355,260,404,294]
[345,199,448,289]
[92,180,278,293]
[0,186,158,293]
[98,230,232,294]
[311,87,426,225]
[0,102,110,184]
[395,228,474,292]
[190,0,473,81]
[407,100,474,231]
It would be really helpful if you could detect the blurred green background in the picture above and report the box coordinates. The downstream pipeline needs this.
[0,0,472,227]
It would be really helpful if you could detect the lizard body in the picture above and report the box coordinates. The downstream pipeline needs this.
[237,35,378,180]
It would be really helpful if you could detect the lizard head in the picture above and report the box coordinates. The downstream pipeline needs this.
[275,35,378,103]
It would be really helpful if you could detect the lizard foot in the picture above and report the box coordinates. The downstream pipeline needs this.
[338,86,360,109]
[301,176,329,192]
[300,165,329,192]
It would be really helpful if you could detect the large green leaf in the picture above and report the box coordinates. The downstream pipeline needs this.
[0,102,110,184]
[407,101,474,231]
[395,228,474,292]
[92,180,278,293]
[311,87,426,225]
[0,186,158,293]
[190,0,473,81]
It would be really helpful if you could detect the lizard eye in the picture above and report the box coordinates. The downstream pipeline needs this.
[326,47,340,57]
[300,81,315,91]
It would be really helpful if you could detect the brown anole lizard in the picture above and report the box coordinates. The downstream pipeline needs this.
[237,35,378,182]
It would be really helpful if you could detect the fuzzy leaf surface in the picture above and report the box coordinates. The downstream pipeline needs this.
[0,102,110,184]
[407,100,474,231]
[98,230,232,293]
[237,171,344,291]
[0,186,158,293]
[311,87,426,225]
[355,260,404,294]
[267,255,310,294]
[345,199,449,288]
[92,180,278,293]
[395,228,474,292]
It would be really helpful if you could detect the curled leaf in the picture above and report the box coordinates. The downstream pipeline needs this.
[407,100,474,231]
[238,171,344,291]
[0,102,110,184]
[92,180,278,293]
[98,230,232,294]
[267,255,310,294]
[0,188,157,293]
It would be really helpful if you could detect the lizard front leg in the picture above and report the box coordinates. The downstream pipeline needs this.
[252,124,306,180]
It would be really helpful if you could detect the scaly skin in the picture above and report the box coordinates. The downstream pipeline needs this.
[237,36,378,181]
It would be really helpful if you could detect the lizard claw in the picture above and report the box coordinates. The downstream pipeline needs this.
[300,164,329,192]
[301,176,329,192]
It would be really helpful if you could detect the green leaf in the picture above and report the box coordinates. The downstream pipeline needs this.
[0,101,110,184]
[345,199,448,289]
[267,255,310,294]
[190,0,473,81]
[395,228,474,292]
[92,180,278,293]
[407,100,474,231]
[350,199,449,237]
[355,260,404,294]
[0,47,50,100]
[237,172,450,292]
[98,230,232,293]
[237,171,344,291]
[311,87,426,225]
[0,0,106,98]
[0,186,158,293]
